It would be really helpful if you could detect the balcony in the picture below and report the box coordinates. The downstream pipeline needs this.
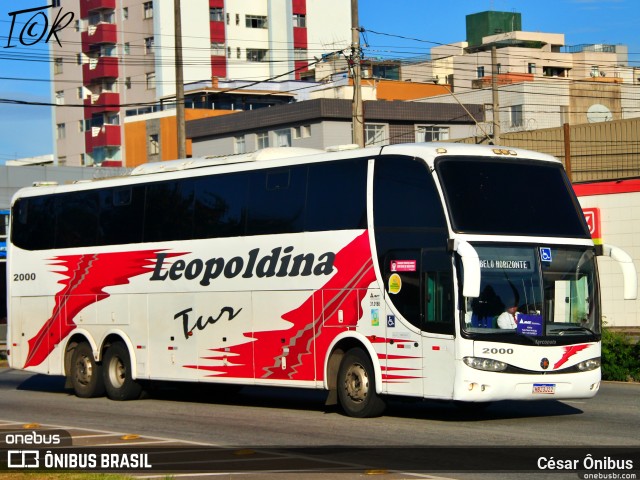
[85,124,121,153]
[84,92,120,119]
[82,23,117,53]
[83,56,118,83]
[80,0,116,18]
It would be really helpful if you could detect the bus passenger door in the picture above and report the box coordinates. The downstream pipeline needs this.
[382,250,424,398]
[421,266,456,400]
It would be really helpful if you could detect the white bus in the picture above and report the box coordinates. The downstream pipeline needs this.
[7,143,637,417]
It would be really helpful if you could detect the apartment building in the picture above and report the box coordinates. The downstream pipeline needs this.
[50,0,351,167]
[411,11,637,138]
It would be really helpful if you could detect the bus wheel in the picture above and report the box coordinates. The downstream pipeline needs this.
[70,342,105,398]
[103,342,142,401]
[337,348,386,418]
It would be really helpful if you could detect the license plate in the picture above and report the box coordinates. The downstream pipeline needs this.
[533,383,556,394]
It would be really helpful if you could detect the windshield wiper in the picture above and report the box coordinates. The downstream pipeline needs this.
[551,326,597,336]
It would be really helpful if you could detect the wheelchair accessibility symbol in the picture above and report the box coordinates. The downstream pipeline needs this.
[540,247,552,262]
[387,315,395,328]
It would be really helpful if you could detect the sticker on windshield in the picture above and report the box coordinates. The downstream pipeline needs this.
[540,247,552,262]
[388,273,402,294]
[390,260,416,272]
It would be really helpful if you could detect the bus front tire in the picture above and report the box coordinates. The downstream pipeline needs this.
[70,342,105,398]
[337,348,386,418]
[103,342,142,401]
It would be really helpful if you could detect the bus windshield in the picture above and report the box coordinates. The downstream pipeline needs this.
[436,156,591,238]
[462,245,600,339]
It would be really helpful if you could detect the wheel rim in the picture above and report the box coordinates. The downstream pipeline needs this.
[108,356,126,388]
[75,355,93,386]
[344,362,369,403]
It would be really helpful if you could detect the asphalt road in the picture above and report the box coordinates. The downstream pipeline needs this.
[0,367,638,479]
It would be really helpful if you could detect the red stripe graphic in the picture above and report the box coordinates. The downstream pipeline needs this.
[188,231,376,381]
[553,344,590,369]
[24,250,185,368]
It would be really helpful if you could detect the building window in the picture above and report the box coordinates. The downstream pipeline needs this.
[55,90,65,105]
[145,37,154,54]
[496,63,502,74]
[143,2,153,19]
[246,15,267,28]
[149,134,160,155]
[210,8,223,22]
[78,120,84,132]
[416,125,449,142]
[54,58,63,74]
[122,7,128,20]
[226,13,229,24]
[227,46,231,58]
[364,124,387,146]
[56,123,66,140]
[510,105,523,128]
[235,14,240,25]
[77,87,83,99]
[146,72,156,90]
[293,14,306,27]
[211,43,224,56]
[257,132,269,149]
[234,136,246,154]
[528,63,536,74]
[246,49,267,62]
[124,42,130,55]
[591,65,600,77]
[76,53,82,65]
[237,47,241,59]
[293,125,311,139]
[477,66,485,78]
[125,77,132,89]
[275,129,292,147]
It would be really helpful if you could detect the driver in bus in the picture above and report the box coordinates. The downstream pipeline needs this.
[497,294,519,329]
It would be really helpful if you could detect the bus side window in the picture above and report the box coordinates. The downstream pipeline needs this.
[55,191,99,248]
[99,186,145,245]
[194,173,248,239]
[247,166,306,236]
[424,271,454,334]
[144,179,195,242]
[13,197,55,251]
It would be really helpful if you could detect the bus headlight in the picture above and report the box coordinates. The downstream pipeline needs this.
[577,357,600,372]
[463,357,507,372]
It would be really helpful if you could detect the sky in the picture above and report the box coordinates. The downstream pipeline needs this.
[0,0,638,162]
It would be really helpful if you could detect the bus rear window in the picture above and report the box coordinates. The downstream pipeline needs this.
[435,156,591,238]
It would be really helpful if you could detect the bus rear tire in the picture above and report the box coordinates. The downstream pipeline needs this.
[337,348,386,418]
[103,342,142,401]
[70,342,105,398]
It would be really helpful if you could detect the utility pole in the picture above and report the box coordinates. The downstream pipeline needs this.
[351,0,364,148]
[491,45,501,145]
[174,0,186,159]
[563,122,572,182]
